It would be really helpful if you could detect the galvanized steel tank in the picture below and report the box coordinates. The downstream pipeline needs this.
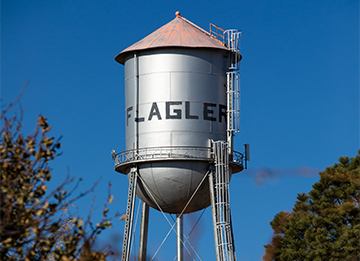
[115,13,238,213]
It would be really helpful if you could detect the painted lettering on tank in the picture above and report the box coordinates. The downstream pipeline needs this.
[219,104,227,123]
[135,117,145,122]
[166,101,182,119]
[148,102,162,120]
[185,101,198,119]
[126,106,133,126]
[126,101,227,124]
[203,103,216,121]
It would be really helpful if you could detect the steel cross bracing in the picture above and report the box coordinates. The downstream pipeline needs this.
[210,141,236,261]
[120,167,209,261]
[122,167,138,261]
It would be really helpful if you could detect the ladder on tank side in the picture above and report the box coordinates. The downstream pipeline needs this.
[209,29,241,261]
[225,30,241,155]
[209,141,236,261]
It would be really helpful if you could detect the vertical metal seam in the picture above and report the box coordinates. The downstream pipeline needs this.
[134,53,139,154]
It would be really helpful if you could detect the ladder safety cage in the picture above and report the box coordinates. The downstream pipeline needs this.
[225,29,241,135]
[225,30,242,70]
[226,72,240,133]
[210,141,236,261]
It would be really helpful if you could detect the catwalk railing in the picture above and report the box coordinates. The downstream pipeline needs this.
[114,146,243,167]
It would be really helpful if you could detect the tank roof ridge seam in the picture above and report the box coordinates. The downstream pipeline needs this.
[179,16,227,48]
[178,16,211,37]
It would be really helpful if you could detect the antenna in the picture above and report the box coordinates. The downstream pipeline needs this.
[245,143,250,169]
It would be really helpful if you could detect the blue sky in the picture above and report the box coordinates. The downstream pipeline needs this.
[1,1,359,260]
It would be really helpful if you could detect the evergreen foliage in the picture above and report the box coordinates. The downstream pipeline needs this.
[263,151,360,260]
[0,102,119,260]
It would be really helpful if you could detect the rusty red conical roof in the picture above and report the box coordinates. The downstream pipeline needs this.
[115,13,229,64]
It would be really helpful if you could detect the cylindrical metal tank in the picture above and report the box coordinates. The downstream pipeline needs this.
[115,14,237,214]
[124,48,228,150]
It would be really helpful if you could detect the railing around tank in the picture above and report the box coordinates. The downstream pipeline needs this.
[210,23,226,45]
[114,146,243,168]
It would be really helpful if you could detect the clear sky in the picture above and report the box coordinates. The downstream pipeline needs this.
[1,1,359,260]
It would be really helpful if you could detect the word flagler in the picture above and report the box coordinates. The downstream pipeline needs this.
[126,101,228,125]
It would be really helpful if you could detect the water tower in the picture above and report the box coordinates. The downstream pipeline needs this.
[112,11,248,261]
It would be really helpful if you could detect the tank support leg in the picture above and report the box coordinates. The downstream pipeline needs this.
[176,214,184,261]
[210,141,237,261]
[138,201,149,261]
[122,167,138,261]
[209,167,221,261]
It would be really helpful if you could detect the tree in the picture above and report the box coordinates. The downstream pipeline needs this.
[263,151,360,261]
[0,99,119,260]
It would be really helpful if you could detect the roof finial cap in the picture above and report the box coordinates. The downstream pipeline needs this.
[175,11,181,16]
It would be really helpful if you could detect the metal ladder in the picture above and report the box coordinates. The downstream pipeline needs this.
[210,141,236,261]
[122,167,138,261]
[226,71,240,133]
[226,29,241,135]
[225,29,241,70]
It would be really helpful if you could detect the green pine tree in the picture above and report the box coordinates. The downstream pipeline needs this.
[263,151,360,261]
